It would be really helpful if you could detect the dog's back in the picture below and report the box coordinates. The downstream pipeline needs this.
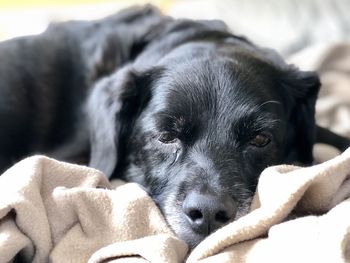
[0,5,165,173]
[0,25,89,167]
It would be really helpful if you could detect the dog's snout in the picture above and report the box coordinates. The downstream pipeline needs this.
[183,191,236,236]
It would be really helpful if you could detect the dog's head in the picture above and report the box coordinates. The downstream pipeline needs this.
[87,28,320,248]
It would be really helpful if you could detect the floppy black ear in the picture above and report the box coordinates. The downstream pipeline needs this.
[86,66,156,177]
[282,68,321,164]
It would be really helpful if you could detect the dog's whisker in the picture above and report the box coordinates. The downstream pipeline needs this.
[257,100,282,109]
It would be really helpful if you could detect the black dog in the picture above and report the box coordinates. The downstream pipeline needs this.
[86,9,350,248]
[0,6,348,249]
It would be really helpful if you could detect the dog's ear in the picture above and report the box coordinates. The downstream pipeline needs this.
[86,5,170,80]
[281,68,321,164]
[86,66,158,177]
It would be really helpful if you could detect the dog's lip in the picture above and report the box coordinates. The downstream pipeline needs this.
[172,215,208,249]
[177,229,206,249]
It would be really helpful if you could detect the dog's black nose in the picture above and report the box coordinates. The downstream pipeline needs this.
[182,191,236,235]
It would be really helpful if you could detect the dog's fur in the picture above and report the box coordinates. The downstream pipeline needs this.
[0,5,164,171]
[0,6,349,249]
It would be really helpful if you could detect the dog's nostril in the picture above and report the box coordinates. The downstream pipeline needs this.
[183,191,236,236]
[215,210,230,223]
[188,209,203,221]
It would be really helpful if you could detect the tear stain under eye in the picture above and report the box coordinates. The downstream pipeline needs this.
[171,147,181,165]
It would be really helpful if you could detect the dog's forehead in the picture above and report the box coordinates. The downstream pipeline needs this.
[153,56,281,114]
[143,56,284,134]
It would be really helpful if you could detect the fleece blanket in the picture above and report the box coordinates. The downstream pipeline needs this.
[1,148,350,263]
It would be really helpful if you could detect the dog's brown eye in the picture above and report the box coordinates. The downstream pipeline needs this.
[250,133,271,147]
[158,132,177,144]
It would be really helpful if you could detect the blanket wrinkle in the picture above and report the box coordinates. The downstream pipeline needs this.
[0,155,188,263]
[1,147,350,262]
[88,234,188,263]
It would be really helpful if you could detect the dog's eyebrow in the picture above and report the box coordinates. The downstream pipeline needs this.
[248,113,282,131]
[255,100,282,110]
[232,116,282,142]
[155,112,188,134]
[232,102,283,135]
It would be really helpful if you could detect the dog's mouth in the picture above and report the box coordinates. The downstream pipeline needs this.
[176,222,210,249]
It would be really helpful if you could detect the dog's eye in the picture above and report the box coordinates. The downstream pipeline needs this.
[158,132,177,144]
[250,133,271,147]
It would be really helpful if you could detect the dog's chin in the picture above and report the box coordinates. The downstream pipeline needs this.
[173,223,207,250]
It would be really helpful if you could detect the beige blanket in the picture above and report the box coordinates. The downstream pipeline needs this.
[1,148,350,263]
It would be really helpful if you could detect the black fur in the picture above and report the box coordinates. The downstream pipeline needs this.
[0,5,165,170]
[0,6,349,250]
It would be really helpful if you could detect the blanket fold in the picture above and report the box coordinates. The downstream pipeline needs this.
[1,148,350,262]
[0,156,188,263]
